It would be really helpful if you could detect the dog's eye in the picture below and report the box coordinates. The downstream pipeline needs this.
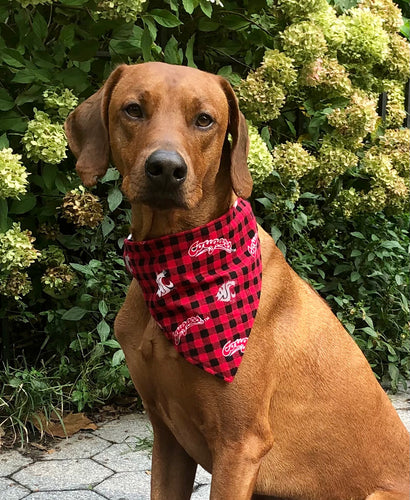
[196,113,213,128]
[125,103,143,119]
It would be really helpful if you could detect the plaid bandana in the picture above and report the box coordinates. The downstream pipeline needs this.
[123,199,262,382]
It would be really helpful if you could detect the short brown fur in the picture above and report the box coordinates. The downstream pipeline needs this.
[65,62,409,500]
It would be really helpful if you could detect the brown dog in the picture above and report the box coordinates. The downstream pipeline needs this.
[65,62,409,500]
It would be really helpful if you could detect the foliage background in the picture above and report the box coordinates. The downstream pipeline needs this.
[0,0,409,440]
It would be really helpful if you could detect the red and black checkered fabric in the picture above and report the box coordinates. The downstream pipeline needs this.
[123,198,262,382]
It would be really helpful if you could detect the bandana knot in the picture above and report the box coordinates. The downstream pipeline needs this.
[123,199,262,382]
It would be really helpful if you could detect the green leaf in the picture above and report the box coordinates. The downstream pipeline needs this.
[62,306,87,321]
[69,40,99,61]
[0,134,9,149]
[57,67,89,93]
[60,0,89,5]
[185,34,197,68]
[141,26,153,61]
[334,264,350,275]
[0,111,26,133]
[199,0,212,17]
[101,216,115,237]
[32,12,48,41]
[12,68,51,84]
[108,186,123,212]
[70,263,93,275]
[97,319,110,341]
[221,14,250,30]
[149,9,182,28]
[1,49,26,68]
[9,193,37,214]
[59,24,76,49]
[362,326,378,338]
[99,299,108,317]
[351,231,365,239]
[0,89,14,111]
[0,199,8,233]
[350,271,361,282]
[103,339,121,349]
[182,0,199,14]
[198,17,220,31]
[164,36,183,65]
[112,349,125,366]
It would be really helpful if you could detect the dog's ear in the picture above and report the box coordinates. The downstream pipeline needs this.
[218,77,253,199]
[64,65,126,187]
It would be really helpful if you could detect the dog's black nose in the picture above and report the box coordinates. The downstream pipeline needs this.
[145,150,187,189]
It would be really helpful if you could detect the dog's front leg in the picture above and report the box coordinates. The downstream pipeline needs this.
[150,414,197,500]
[210,437,268,500]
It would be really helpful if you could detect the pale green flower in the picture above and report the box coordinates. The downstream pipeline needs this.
[299,57,352,98]
[362,152,408,199]
[310,4,346,51]
[0,270,32,300]
[41,264,77,293]
[327,91,379,147]
[317,135,358,187]
[271,142,319,181]
[384,34,410,82]
[260,49,298,90]
[97,0,147,22]
[39,245,65,267]
[377,129,410,175]
[43,88,79,119]
[0,148,29,199]
[0,223,40,272]
[23,110,67,164]
[276,0,329,19]
[358,0,403,33]
[281,21,328,65]
[340,8,390,64]
[247,124,273,190]
[383,81,406,129]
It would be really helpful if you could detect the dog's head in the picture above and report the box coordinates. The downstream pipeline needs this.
[64,62,252,211]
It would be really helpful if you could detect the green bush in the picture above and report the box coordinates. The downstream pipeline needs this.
[0,0,409,437]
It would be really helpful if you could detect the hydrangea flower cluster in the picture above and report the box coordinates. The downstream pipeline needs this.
[377,129,410,175]
[0,270,32,300]
[383,81,406,129]
[317,135,358,187]
[247,124,273,191]
[0,223,40,273]
[43,88,79,119]
[41,265,77,294]
[362,152,408,198]
[299,57,352,98]
[39,245,65,267]
[23,110,67,164]
[0,148,28,199]
[340,8,390,64]
[97,0,147,23]
[358,0,403,33]
[271,142,318,181]
[281,21,328,65]
[327,92,379,147]
[309,4,346,52]
[62,188,104,228]
[38,223,60,240]
[277,0,328,20]
[237,50,295,123]
[385,34,410,82]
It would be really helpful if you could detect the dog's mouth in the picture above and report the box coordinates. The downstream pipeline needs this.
[140,189,190,210]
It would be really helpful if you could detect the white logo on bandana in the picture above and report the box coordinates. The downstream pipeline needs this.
[222,337,248,357]
[216,280,236,302]
[173,315,209,345]
[156,270,174,297]
[188,238,235,257]
[247,233,258,257]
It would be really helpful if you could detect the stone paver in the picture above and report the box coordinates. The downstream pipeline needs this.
[0,477,30,500]
[25,491,106,499]
[0,388,407,499]
[94,414,151,444]
[42,434,110,461]
[94,471,151,500]
[93,442,151,472]
[0,449,33,477]
[11,458,113,491]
